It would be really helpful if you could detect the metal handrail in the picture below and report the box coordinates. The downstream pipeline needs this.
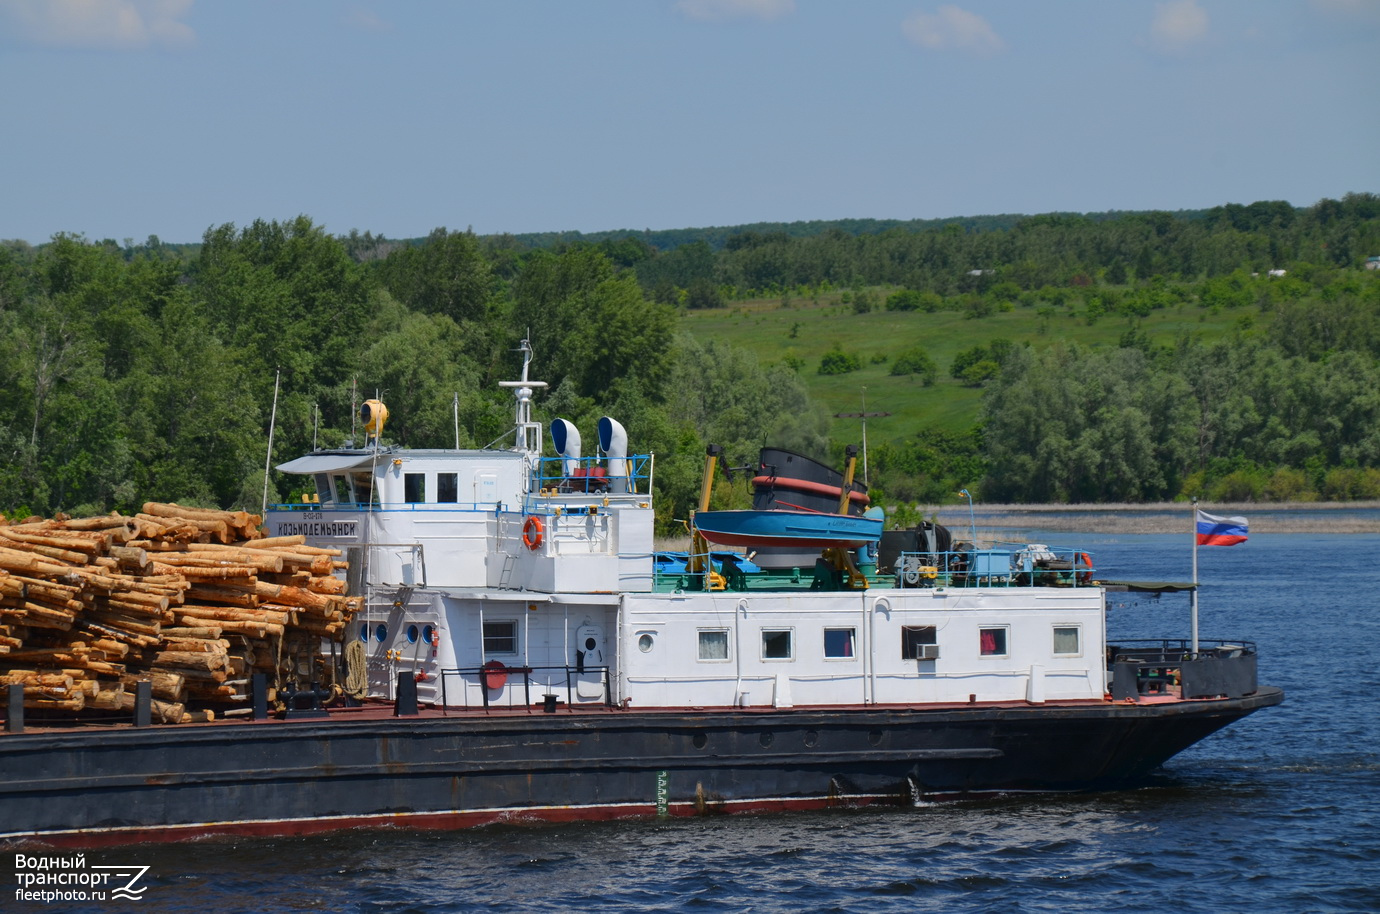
[532,454,653,493]
[895,546,1095,588]
[1109,638,1256,663]
[437,664,613,714]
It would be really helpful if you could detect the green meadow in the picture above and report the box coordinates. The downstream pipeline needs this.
[682,290,1261,444]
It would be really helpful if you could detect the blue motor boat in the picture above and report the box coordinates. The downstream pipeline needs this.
[693,509,883,548]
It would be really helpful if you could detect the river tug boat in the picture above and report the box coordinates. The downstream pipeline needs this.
[0,342,1282,846]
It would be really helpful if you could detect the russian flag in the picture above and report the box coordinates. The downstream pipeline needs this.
[1196,510,1248,546]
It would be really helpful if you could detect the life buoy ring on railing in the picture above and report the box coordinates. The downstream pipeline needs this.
[522,516,544,550]
[1077,552,1093,585]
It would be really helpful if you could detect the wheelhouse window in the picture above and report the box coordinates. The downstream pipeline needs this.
[901,625,938,660]
[437,472,459,503]
[330,475,352,504]
[979,626,1009,657]
[404,472,426,504]
[483,620,517,654]
[761,629,793,660]
[1053,626,1081,656]
[698,629,729,661]
[824,627,856,659]
[351,472,374,505]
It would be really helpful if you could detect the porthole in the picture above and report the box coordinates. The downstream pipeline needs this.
[759,732,774,748]
[638,633,655,653]
[374,623,388,643]
[692,733,708,750]
[869,730,883,747]
[407,624,419,644]
[803,730,819,748]
[358,623,369,643]
[422,625,436,645]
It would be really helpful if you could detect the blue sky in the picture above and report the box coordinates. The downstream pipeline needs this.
[1,0,1375,245]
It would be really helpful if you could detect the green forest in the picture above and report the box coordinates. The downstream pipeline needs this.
[2,193,1378,533]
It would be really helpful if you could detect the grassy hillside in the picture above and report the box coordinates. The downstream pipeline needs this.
[682,289,1266,445]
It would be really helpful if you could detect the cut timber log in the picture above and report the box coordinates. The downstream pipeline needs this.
[88,685,127,709]
[0,546,72,576]
[142,502,256,530]
[121,670,186,701]
[244,535,305,549]
[152,650,227,673]
[0,528,103,555]
[161,625,224,640]
[108,545,153,574]
[185,584,258,607]
[307,576,348,595]
[115,690,184,724]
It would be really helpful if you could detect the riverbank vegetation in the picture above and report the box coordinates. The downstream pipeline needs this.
[1,194,1377,531]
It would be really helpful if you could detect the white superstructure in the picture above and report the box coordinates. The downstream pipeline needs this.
[266,344,1110,713]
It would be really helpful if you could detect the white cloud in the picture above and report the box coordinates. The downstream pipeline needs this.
[0,0,194,50]
[345,6,392,34]
[1150,0,1209,54]
[676,0,795,23]
[902,5,1005,55]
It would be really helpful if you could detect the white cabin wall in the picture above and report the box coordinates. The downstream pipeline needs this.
[429,594,617,708]
[619,588,1106,709]
[612,503,655,592]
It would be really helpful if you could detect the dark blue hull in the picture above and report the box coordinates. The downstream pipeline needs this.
[0,689,1283,846]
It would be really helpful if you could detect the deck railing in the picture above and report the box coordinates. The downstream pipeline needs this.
[531,454,653,494]
[436,664,613,713]
[894,545,1094,589]
[651,544,1098,592]
[1108,638,1259,700]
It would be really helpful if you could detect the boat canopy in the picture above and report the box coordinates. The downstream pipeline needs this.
[275,453,377,475]
[1101,580,1197,593]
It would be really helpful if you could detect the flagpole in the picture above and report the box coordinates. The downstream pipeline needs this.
[1190,500,1199,656]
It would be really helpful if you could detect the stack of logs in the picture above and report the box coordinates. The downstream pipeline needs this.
[0,503,361,724]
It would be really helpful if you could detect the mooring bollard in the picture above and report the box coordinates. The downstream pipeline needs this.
[6,682,23,734]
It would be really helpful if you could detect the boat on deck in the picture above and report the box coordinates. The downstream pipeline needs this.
[0,341,1282,847]
[692,508,882,548]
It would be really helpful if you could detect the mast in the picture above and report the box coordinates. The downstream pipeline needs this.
[497,338,548,468]
[1191,499,1200,656]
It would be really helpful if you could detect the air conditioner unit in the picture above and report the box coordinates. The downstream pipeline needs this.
[915,644,940,661]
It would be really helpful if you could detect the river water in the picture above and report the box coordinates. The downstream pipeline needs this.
[15,529,1380,912]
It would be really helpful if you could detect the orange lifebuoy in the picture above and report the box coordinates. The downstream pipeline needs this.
[522,516,544,550]
[1077,552,1093,584]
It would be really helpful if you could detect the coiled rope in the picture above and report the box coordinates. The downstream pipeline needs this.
[343,639,369,700]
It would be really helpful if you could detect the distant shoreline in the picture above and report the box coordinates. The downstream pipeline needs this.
[919,501,1380,534]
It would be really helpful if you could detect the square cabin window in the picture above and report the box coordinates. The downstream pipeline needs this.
[404,472,426,504]
[698,629,729,661]
[1053,626,1081,656]
[483,620,517,654]
[824,627,856,659]
[901,625,938,660]
[437,472,459,503]
[761,629,793,660]
[979,626,1009,657]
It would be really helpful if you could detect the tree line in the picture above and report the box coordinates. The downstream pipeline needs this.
[1,194,1377,531]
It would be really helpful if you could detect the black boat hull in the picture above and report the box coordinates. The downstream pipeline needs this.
[0,688,1282,847]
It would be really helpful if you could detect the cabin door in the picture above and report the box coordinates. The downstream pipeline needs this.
[574,623,607,700]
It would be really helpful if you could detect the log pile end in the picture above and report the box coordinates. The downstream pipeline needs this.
[1,503,357,724]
